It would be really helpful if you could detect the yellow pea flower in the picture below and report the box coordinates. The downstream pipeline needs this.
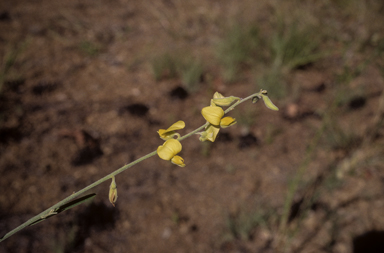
[201,106,236,128]
[199,106,236,142]
[157,120,185,140]
[201,106,225,126]
[220,116,237,128]
[171,155,185,167]
[157,139,185,167]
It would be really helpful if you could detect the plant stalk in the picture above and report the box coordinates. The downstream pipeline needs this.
[0,90,265,242]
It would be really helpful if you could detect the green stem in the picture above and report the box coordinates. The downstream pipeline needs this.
[178,123,208,141]
[225,92,262,113]
[0,90,264,242]
[0,150,157,242]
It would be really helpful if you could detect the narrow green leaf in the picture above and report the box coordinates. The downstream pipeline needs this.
[56,193,96,213]
[27,193,96,227]
[261,94,279,111]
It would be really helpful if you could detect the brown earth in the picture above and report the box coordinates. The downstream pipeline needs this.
[1,0,384,252]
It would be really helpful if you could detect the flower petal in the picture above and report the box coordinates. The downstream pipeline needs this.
[157,129,168,138]
[205,125,220,142]
[157,144,175,160]
[158,121,185,139]
[220,117,237,128]
[157,139,182,160]
[201,106,224,125]
[171,155,185,167]
[166,120,185,132]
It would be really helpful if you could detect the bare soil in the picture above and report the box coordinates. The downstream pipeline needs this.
[1,1,384,252]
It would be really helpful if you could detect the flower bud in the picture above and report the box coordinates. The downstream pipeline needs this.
[261,94,279,111]
[109,176,118,207]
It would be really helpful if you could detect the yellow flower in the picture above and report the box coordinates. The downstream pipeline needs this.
[201,106,225,125]
[157,139,185,167]
[199,106,237,142]
[201,106,236,127]
[220,117,237,128]
[109,176,118,207]
[157,120,185,140]
[170,155,185,167]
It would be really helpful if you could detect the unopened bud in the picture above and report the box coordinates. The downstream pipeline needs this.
[109,176,118,207]
[261,94,279,111]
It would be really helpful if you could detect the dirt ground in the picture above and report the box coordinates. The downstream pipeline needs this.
[1,0,384,252]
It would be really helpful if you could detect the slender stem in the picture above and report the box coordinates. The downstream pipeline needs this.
[225,92,261,114]
[0,91,263,242]
[0,151,157,242]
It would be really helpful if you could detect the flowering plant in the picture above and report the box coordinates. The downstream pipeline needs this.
[0,89,278,242]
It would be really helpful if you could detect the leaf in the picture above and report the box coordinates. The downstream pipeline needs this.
[56,193,96,213]
[28,193,96,227]
[261,94,279,111]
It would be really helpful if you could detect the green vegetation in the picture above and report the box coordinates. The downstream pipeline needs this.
[151,52,204,92]
[79,41,100,56]
[214,15,325,99]
[215,25,259,82]
[151,53,180,81]
[180,59,203,92]
[0,42,27,94]
[270,21,323,71]
[225,208,273,241]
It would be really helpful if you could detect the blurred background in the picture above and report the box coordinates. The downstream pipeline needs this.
[1,0,384,252]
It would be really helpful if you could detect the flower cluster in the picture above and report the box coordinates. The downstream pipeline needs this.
[198,92,239,142]
[155,92,242,168]
[156,121,186,167]
[109,90,278,206]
